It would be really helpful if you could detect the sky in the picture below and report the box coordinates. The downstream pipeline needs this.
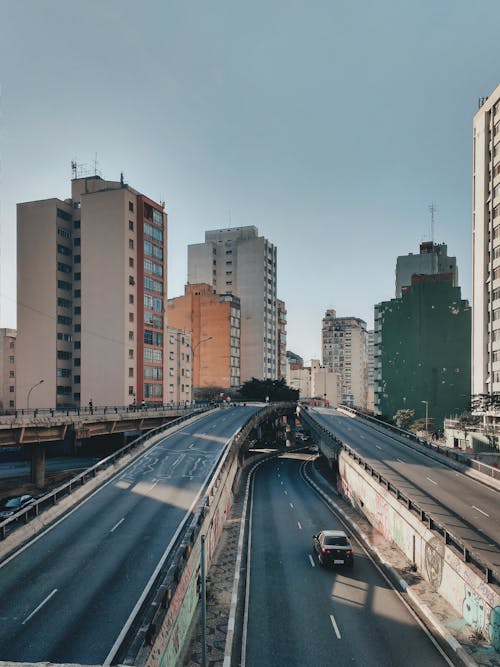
[0,1,499,362]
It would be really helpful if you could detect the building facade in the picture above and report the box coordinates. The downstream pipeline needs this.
[310,359,341,407]
[374,274,471,427]
[167,283,241,392]
[472,84,500,404]
[0,329,16,411]
[321,309,368,408]
[16,173,167,409]
[277,299,287,380]
[166,326,192,405]
[188,226,278,382]
[396,242,458,298]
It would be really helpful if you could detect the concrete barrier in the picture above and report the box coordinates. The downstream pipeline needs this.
[337,451,500,650]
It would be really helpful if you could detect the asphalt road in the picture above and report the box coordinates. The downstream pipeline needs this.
[244,453,451,666]
[307,407,500,572]
[0,405,259,664]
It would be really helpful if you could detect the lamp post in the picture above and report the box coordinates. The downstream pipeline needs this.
[27,379,44,412]
[421,400,429,433]
[191,336,213,404]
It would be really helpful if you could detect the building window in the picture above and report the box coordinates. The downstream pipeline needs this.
[9,370,14,378]
[74,375,80,384]
[129,349,134,358]
[153,209,163,226]
[58,280,71,291]
[57,208,72,222]
[57,350,72,360]
[57,297,72,309]
[129,257,134,268]
[74,272,81,281]
[74,219,80,229]
[74,306,81,315]
[57,315,72,326]
[129,386,134,395]
[74,341,81,349]
[74,289,81,298]
[9,356,14,364]
[58,262,72,274]
[144,330,153,345]
[129,331,134,340]
[129,220,134,230]
[129,312,134,322]
[129,294,134,304]
[74,237,81,247]
[9,386,14,393]
[129,239,134,249]
[74,324,81,333]
[74,358,81,367]
[129,368,134,377]
[57,244,72,256]
[129,201,134,212]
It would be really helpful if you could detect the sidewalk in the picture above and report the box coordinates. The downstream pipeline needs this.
[181,451,500,667]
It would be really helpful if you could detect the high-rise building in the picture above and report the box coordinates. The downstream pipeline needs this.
[167,283,241,392]
[188,226,278,382]
[366,330,375,412]
[16,172,167,408]
[396,242,458,298]
[321,309,368,408]
[0,329,16,411]
[374,274,470,427]
[277,299,287,380]
[165,326,192,405]
[472,84,500,404]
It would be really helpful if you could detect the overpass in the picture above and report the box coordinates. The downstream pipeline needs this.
[0,403,211,486]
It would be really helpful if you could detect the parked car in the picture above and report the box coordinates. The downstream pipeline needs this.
[0,494,35,520]
[312,529,354,567]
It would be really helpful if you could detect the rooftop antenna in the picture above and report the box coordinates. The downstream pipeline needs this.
[71,160,77,179]
[93,153,99,176]
[428,203,437,244]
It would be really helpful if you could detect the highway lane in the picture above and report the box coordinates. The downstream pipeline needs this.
[244,453,451,666]
[0,405,259,664]
[307,408,500,571]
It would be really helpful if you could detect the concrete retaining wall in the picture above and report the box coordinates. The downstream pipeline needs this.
[338,451,500,649]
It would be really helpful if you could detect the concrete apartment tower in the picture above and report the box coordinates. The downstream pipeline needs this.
[472,84,500,407]
[16,172,167,409]
[276,299,287,380]
[321,309,368,409]
[396,242,458,298]
[0,329,16,411]
[188,226,278,383]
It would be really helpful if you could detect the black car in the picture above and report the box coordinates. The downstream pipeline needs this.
[0,494,34,520]
[312,529,354,567]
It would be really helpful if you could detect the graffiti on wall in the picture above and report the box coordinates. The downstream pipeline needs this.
[424,536,445,591]
[463,586,485,631]
[489,606,500,650]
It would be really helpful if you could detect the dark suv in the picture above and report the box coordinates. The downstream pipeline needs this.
[312,529,354,567]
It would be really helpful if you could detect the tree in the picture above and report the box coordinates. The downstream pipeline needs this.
[238,378,299,402]
[393,408,415,430]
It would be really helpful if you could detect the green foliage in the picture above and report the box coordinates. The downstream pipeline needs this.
[393,408,415,430]
[238,378,299,402]
[411,417,435,433]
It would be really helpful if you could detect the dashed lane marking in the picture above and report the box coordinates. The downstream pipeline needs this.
[22,589,58,625]
[426,476,438,485]
[472,505,489,517]
[308,554,315,567]
[330,613,341,639]
[297,521,302,530]
[110,518,125,533]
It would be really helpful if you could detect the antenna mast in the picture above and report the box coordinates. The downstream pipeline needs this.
[428,203,437,244]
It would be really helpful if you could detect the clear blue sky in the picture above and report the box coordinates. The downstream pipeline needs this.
[1,1,498,361]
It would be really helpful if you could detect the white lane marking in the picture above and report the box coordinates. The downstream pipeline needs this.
[298,521,302,530]
[172,454,185,468]
[289,502,294,508]
[284,490,288,495]
[359,435,365,439]
[397,458,405,463]
[147,481,159,492]
[472,505,490,517]
[280,481,283,485]
[22,589,58,625]
[277,473,280,477]
[110,518,125,533]
[308,554,315,567]
[188,442,196,449]
[376,445,382,450]
[330,613,341,639]
[426,476,438,485]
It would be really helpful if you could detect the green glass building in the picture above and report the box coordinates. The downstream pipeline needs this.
[374,273,471,429]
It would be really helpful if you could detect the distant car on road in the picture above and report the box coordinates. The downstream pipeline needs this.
[0,494,34,520]
[312,529,354,567]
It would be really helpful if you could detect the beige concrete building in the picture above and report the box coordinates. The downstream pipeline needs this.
[310,359,341,407]
[188,226,278,382]
[166,326,192,405]
[286,363,311,398]
[277,299,287,380]
[0,329,16,411]
[322,309,368,409]
[17,172,167,409]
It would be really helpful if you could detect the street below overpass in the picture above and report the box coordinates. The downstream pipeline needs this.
[307,408,500,574]
[0,405,259,664]
[244,452,452,666]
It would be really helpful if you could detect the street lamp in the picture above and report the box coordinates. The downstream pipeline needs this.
[27,379,44,412]
[191,336,213,403]
[421,400,429,433]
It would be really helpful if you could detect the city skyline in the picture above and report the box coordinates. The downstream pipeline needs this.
[1,2,500,362]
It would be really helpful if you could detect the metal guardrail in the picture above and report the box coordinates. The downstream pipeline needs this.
[0,406,212,540]
[301,408,500,588]
[338,405,500,482]
[0,401,214,422]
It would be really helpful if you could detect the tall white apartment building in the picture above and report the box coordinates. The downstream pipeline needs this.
[188,226,278,382]
[473,84,500,406]
[321,309,368,409]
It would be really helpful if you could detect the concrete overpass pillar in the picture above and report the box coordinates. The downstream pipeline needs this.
[31,445,46,486]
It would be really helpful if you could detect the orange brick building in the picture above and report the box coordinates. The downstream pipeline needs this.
[167,283,241,392]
